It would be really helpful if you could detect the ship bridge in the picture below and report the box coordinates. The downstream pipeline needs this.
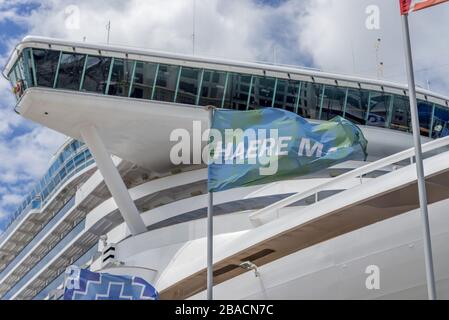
[3,36,449,174]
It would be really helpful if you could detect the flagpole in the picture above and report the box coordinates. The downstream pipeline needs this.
[207,190,213,300]
[207,105,214,300]
[401,13,437,300]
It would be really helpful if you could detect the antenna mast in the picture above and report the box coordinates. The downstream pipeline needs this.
[106,20,111,44]
[375,38,383,79]
[192,0,196,55]
[273,44,277,64]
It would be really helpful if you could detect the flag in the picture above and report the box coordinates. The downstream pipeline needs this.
[400,0,449,15]
[63,266,159,300]
[207,108,367,193]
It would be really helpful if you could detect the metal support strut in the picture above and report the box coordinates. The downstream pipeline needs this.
[80,125,147,236]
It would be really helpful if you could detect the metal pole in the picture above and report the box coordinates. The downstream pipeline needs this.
[207,191,213,300]
[207,106,214,300]
[192,0,196,56]
[401,13,437,300]
[106,21,111,44]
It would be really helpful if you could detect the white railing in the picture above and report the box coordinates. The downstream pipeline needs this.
[250,136,449,221]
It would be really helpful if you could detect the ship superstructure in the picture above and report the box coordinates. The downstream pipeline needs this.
[2,36,449,299]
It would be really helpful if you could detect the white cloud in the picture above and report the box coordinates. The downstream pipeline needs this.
[18,0,298,62]
[0,101,23,136]
[1,193,22,206]
[0,126,66,180]
[0,209,8,219]
[295,0,449,94]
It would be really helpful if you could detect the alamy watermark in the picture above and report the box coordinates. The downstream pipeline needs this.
[365,5,380,30]
[365,265,380,290]
[64,5,81,30]
[64,266,81,290]
[169,121,333,176]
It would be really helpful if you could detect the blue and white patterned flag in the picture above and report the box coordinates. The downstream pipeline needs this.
[63,266,159,300]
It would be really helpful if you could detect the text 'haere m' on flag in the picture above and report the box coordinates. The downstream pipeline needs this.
[400,0,449,15]
[207,108,368,193]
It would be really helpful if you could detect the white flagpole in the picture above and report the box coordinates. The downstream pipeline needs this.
[207,191,213,300]
[401,13,437,300]
[207,106,215,300]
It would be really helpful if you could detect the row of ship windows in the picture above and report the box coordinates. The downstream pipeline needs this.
[8,48,449,139]
[3,139,93,231]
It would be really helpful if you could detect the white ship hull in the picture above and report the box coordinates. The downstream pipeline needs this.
[192,200,449,300]
[100,195,448,300]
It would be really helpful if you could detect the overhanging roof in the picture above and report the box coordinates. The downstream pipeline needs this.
[16,88,209,175]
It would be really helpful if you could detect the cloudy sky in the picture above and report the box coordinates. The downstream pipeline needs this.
[0,0,448,231]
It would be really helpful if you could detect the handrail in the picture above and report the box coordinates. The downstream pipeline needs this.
[250,136,449,220]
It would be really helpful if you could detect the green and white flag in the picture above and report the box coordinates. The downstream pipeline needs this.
[207,108,368,192]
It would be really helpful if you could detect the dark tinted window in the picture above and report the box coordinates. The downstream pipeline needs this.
[8,55,28,90]
[273,80,299,113]
[223,73,252,110]
[390,96,411,132]
[107,59,134,96]
[16,56,29,89]
[432,106,449,138]
[82,56,111,93]
[345,89,369,125]
[199,70,227,107]
[33,49,60,87]
[367,92,391,128]
[248,76,276,109]
[176,67,202,105]
[418,101,433,136]
[56,53,86,90]
[130,61,158,99]
[299,82,322,119]
[22,48,34,88]
[9,65,17,88]
[153,64,179,102]
[320,85,346,120]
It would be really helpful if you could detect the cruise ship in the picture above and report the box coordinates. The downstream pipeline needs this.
[2,36,449,300]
